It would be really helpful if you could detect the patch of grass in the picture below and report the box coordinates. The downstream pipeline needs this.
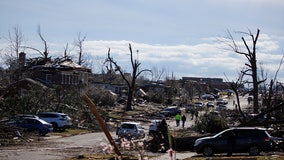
[50,129,90,137]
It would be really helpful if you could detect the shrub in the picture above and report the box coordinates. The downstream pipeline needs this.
[195,111,228,133]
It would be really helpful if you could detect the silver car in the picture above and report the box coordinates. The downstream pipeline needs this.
[116,122,145,139]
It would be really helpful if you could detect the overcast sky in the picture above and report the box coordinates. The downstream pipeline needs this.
[1,0,284,82]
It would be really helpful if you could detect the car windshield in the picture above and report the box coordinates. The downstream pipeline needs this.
[121,123,136,129]
[37,119,49,124]
[264,130,273,137]
[136,124,143,129]
[61,115,68,119]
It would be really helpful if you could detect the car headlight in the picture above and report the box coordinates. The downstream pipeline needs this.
[194,139,202,146]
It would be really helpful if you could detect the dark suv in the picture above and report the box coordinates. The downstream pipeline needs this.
[160,106,181,117]
[6,117,53,136]
[194,127,275,156]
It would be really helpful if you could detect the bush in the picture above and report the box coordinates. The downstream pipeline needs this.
[195,111,228,133]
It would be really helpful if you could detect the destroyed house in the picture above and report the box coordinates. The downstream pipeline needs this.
[21,52,91,87]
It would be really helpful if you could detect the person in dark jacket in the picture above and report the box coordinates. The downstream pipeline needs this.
[181,115,186,128]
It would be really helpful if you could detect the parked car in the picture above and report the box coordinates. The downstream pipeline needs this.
[11,114,39,119]
[149,119,162,135]
[210,93,219,99]
[194,102,204,107]
[216,98,228,105]
[206,101,215,108]
[159,110,171,117]
[38,112,72,131]
[201,94,215,101]
[194,102,204,110]
[6,117,53,136]
[194,127,276,156]
[161,106,181,116]
[216,104,227,111]
[185,104,195,113]
[116,122,145,139]
[0,114,39,123]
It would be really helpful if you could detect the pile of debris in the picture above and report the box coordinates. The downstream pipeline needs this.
[0,123,24,146]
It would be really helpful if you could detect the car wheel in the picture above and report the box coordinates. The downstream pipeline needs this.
[249,145,260,156]
[202,146,213,156]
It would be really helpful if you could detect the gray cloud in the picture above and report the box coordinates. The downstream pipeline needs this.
[81,34,283,81]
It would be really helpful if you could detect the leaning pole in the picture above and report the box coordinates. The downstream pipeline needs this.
[83,94,122,157]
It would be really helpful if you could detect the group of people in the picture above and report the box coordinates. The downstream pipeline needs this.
[175,113,187,128]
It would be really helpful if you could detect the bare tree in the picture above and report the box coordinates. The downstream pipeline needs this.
[224,29,284,126]
[24,26,49,61]
[94,56,107,74]
[63,43,72,60]
[224,71,247,122]
[225,29,265,113]
[7,25,24,61]
[105,43,151,111]
[37,26,49,60]
[260,55,284,108]
[74,32,86,65]
[3,25,25,83]
[151,66,165,82]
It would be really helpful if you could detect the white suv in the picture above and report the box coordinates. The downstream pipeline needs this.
[38,112,72,131]
[116,122,145,139]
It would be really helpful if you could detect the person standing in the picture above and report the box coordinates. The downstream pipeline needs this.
[181,115,186,128]
[175,113,181,127]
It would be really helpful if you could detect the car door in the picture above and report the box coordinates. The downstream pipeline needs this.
[25,119,39,132]
[16,119,34,131]
[213,131,231,153]
[233,129,252,152]
[14,119,27,129]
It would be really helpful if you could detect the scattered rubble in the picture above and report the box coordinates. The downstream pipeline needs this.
[0,123,24,146]
[0,123,40,146]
